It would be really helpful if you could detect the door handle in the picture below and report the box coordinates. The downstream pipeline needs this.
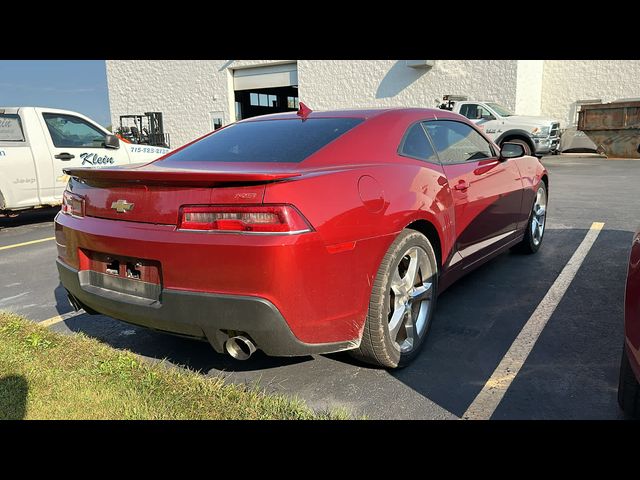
[54,153,75,161]
[454,180,469,191]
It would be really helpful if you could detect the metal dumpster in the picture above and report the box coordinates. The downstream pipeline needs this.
[578,100,640,158]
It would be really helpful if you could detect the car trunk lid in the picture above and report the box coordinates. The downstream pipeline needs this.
[65,165,300,225]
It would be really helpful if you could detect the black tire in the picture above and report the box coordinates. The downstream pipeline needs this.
[502,138,532,156]
[350,229,438,369]
[513,181,547,254]
[618,347,640,418]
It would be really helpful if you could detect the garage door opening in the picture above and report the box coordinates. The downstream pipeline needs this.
[233,63,299,121]
[235,86,299,120]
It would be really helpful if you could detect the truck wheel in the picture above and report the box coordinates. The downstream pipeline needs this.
[502,138,532,156]
[350,229,438,369]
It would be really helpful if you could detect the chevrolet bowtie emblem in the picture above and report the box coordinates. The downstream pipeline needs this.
[111,199,134,213]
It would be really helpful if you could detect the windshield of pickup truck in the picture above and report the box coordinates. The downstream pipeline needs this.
[486,103,513,117]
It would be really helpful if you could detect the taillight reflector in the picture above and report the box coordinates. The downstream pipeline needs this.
[179,205,312,234]
[61,191,85,217]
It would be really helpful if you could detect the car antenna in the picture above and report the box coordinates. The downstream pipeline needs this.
[297,102,312,119]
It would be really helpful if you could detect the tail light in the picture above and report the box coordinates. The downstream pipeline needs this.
[178,205,313,234]
[61,190,85,217]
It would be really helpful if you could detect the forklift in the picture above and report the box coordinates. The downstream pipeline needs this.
[437,95,468,111]
[115,112,170,148]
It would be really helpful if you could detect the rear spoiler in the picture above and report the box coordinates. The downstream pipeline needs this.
[63,167,301,186]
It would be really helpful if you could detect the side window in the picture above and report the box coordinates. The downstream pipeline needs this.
[459,104,479,119]
[424,120,494,164]
[459,104,492,120]
[399,123,437,162]
[477,105,494,120]
[0,114,25,142]
[42,113,106,148]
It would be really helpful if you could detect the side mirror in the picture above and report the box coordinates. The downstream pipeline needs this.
[482,114,496,121]
[500,142,525,160]
[104,134,120,149]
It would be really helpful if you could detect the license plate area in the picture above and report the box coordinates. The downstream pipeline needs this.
[79,249,162,301]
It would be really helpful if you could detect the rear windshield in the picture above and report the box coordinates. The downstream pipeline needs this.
[166,117,364,163]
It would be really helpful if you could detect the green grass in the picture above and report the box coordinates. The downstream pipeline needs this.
[0,312,349,420]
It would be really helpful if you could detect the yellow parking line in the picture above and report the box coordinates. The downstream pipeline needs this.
[0,237,55,251]
[39,310,83,328]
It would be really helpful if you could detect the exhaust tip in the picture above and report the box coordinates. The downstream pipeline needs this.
[225,335,257,360]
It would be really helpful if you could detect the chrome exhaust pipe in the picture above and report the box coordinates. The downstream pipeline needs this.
[225,335,257,360]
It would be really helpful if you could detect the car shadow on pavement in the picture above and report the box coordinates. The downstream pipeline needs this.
[385,228,632,419]
[54,283,76,317]
[60,311,313,374]
[55,279,313,373]
[0,375,28,420]
[0,207,59,230]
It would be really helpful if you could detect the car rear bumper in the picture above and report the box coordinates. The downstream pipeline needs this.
[58,259,358,356]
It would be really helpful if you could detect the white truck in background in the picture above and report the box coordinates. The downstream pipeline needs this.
[0,107,170,213]
[438,96,561,156]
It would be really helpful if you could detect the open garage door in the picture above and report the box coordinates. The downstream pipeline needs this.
[233,63,299,120]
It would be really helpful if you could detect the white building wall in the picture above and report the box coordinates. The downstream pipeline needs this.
[106,60,293,148]
[541,60,640,126]
[515,60,544,116]
[107,61,219,149]
[107,60,640,148]
[298,60,519,112]
[107,60,520,148]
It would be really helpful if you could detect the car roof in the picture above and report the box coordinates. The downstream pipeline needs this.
[241,107,447,122]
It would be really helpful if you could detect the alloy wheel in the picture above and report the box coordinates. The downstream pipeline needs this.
[531,185,547,246]
[387,246,434,353]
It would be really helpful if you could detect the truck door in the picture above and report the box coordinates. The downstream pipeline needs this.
[423,119,523,264]
[37,110,130,197]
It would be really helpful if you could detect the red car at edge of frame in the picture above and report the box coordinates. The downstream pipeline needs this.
[619,228,640,417]
[55,106,549,368]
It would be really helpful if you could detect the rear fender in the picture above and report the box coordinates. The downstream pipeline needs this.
[264,163,454,276]
[400,211,447,265]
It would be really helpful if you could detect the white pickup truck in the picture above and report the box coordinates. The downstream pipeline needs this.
[0,107,170,213]
[438,97,561,156]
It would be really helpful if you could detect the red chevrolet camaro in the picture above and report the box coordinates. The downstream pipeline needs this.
[619,228,640,417]
[55,107,548,368]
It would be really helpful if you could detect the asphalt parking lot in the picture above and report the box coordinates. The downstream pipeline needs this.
[0,155,636,419]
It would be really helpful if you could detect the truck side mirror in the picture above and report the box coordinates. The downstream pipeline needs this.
[482,113,496,121]
[104,134,120,149]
